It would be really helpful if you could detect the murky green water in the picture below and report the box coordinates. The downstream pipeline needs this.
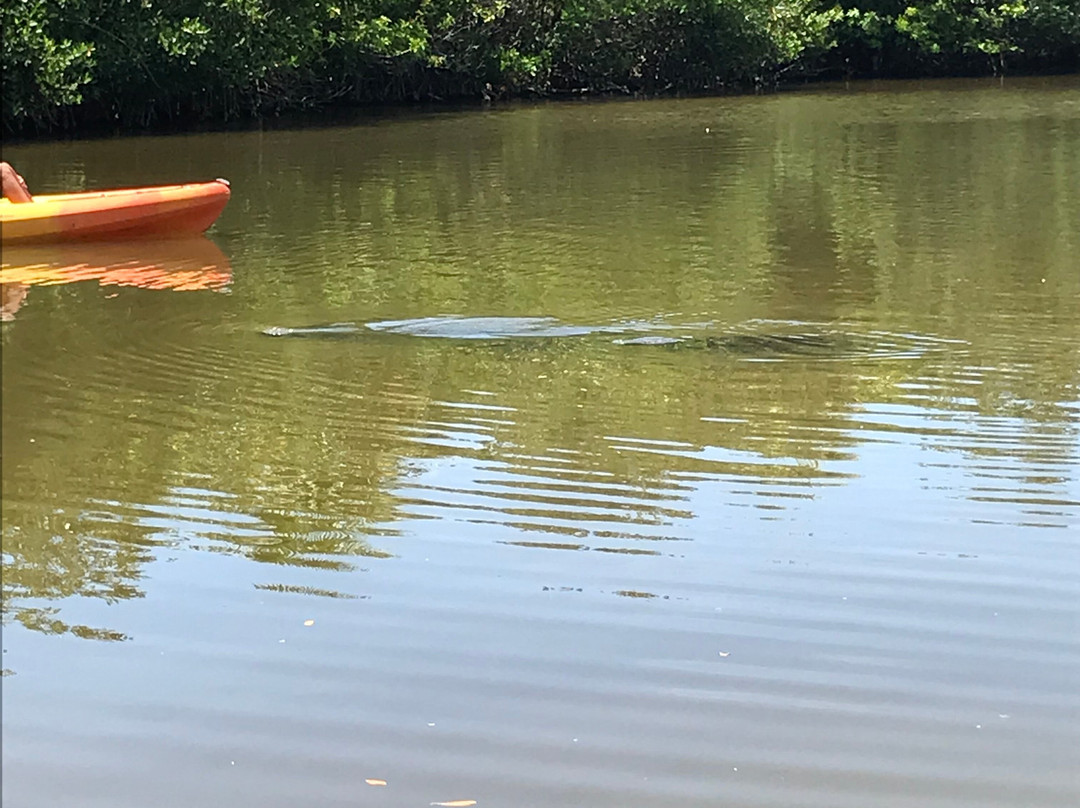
[3,77,1079,807]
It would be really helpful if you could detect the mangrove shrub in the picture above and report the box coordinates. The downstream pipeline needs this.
[2,0,1078,134]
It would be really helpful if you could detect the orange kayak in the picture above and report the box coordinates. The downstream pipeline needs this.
[0,180,231,244]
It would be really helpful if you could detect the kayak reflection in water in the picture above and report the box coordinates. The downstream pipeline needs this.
[1,162,33,203]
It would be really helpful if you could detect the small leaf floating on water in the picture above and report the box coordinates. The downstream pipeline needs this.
[430,801,477,807]
[365,779,387,787]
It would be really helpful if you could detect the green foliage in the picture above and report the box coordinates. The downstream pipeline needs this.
[822,0,1080,75]
[549,0,778,91]
[894,0,1028,56]
[1,0,96,126]
[3,0,1078,133]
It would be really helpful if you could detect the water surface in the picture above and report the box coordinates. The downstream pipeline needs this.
[3,77,1079,807]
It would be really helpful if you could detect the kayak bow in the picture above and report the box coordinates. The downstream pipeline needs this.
[0,179,231,244]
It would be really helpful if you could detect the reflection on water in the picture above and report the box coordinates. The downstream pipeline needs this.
[2,78,1079,808]
[0,237,232,299]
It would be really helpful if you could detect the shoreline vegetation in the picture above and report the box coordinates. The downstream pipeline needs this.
[4,0,1078,137]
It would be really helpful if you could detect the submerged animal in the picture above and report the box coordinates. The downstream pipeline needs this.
[264,316,604,340]
[263,322,371,338]
[263,316,942,360]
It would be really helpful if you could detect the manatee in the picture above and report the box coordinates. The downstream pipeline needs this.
[262,322,363,338]
[265,316,625,341]
[262,321,846,354]
[262,317,949,360]
[365,316,602,339]
[611,335,687,346]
